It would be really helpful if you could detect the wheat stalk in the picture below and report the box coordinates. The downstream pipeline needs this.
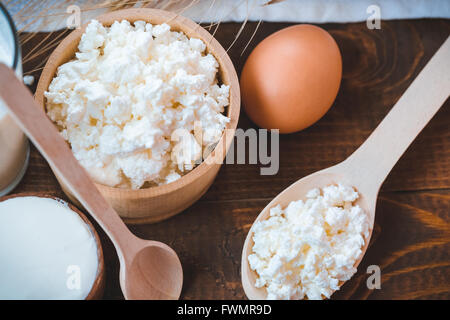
[9,0,285,75]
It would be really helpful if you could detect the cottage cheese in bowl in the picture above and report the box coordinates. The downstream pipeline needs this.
[248,184,370,300]
[45,20,230,189]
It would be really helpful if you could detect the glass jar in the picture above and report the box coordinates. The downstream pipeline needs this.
[0,3,29,196]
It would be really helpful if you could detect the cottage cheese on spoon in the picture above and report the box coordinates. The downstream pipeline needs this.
[45,20,230,189]
[248,184,370,300]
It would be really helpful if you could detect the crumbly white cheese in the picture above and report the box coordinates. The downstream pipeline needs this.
[45,20,230,189]
[23,75,34,86]
[248,184,370,300]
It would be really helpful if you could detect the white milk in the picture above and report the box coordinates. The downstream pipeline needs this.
[0,40,29,196]
[0,42,12,118]
[0,196,99,299]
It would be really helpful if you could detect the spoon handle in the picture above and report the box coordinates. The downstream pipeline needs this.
[0,63,132,254]
[344,37,450,191]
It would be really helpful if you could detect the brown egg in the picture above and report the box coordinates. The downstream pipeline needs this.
[240,24,342,133]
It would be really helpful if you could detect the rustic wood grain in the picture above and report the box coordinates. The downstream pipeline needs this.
[14,19,450,300]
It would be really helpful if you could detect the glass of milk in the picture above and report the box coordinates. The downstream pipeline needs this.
[0,3,29,196]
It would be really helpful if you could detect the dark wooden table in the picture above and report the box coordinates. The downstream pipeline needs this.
[16,19,450,299]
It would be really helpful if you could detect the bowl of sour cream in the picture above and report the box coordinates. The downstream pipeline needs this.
[0,193,105,300]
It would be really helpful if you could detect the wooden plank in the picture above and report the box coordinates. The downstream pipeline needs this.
[95,190,449,299]
[12,19,450,299]
[17,20,450,200]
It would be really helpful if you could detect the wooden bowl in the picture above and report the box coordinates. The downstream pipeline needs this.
[0,192,105,300]
[35,8,240,224]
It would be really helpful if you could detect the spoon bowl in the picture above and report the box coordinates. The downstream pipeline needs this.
[241,36,450,300]
[121,240,183,300]
[241,163,375,300]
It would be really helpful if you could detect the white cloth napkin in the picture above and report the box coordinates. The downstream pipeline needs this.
[6,0,450,32]
[180,0,450,23]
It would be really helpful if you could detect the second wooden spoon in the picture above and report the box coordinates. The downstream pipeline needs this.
[0,63,183,300]
[242,37,450,300]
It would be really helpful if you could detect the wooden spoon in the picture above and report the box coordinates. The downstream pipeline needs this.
[241,37,450,299]
[0,64,183,300]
